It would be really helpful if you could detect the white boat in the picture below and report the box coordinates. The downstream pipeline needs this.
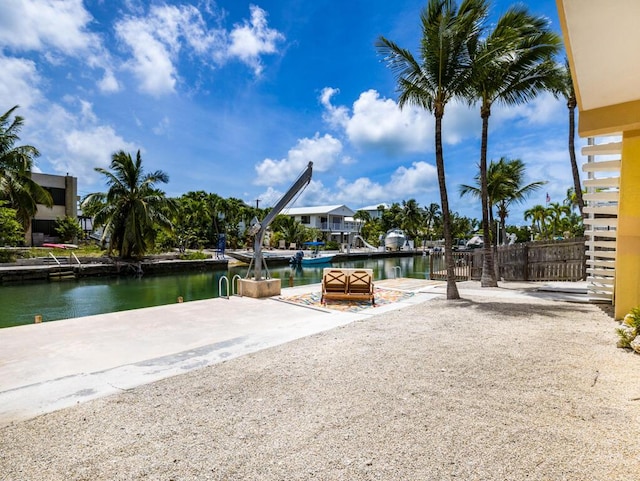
[384,229,407,251]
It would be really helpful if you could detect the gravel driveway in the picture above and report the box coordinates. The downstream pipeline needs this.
[1,287,639,480]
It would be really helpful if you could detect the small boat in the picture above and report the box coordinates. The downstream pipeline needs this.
[300,241,335,266]
[301,254,336,266]
[41,243,79,250]
[384,229,407,251]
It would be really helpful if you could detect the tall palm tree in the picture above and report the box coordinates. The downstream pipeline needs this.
[377,0,487,300]
[0,105,52,229]
[553,58,584,217]
[82,150,174,259]
[466,6,561,286]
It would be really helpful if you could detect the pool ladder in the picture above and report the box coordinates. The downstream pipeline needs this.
[393,266,402,278]
[218,274,242,299]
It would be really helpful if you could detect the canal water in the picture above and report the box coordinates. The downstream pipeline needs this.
[0,254,433,328]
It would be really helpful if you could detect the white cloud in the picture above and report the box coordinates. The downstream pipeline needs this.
[0,0,100,54]
[115,4,283,96]
[228,5,285,75]
[32,101,137,184]
[320,88,480,154]
[262,160,439,209]
[388,161,438,194]
[0,54,42,109]
[98,69,120,94]
[254,133,343,186]
[493,91,564,127]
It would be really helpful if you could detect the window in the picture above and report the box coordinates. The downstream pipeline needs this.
[32,219,57,236]
[44,187,66,206]
[300,215,310,224]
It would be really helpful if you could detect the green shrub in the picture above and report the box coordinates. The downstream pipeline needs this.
[0,250,17,263]
[0,204,24,246]
[324,240,340,250]
[179,250,210,260]
[55,216,83,243]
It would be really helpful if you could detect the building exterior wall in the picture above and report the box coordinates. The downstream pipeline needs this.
[614,130,640,318]
[28,173,78,246]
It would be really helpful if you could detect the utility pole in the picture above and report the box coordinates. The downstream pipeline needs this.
[255,199,261,209]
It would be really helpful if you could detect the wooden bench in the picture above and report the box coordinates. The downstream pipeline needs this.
[321,268,375,306]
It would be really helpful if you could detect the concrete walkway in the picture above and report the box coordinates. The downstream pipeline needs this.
[0,280,442,425]
[0,279,593,426]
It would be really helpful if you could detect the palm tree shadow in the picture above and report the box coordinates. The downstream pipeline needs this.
[448,296,608,320]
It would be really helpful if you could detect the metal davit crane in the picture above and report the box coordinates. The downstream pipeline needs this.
[239,162,313,297]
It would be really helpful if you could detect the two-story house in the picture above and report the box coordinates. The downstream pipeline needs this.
[285,204,359,245]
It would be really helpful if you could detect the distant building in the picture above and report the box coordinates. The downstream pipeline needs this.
[29,173,78,246]
[284,204,357,245]
[355,203,390,220]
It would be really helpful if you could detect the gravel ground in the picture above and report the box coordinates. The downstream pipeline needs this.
[1,288,639,480]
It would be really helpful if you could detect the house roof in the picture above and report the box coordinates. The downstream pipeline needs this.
[284,205,355,216]
[557,0,640,135]
[357,203,390,212]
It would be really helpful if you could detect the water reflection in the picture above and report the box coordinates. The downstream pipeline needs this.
[0,255,431,328]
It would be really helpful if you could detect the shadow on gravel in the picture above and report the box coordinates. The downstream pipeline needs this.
[446,297,601,320]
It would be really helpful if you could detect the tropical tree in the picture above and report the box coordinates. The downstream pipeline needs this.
[81,150,175,259]
[175,191,213,249]
[400,198,423,242]
[0,106,52,229]
[553,58,584,217]
[423,202,441,241]
[466,6,561,286]
[377,0,487,300]
[545,201,571,238]
[524,204,550,239]
[461,157,545,245]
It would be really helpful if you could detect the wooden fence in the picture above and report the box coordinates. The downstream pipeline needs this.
[430,238,587,282]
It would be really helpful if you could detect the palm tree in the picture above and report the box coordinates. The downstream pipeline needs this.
[377,0,487,300]
[545,202,571,238]
[423,202,441,241]
[401,198,423,241]
[553,58,584,217]
[466,6,561,286]
[0,106,52,229]
[524,204,549,239]
[82,150,174,259]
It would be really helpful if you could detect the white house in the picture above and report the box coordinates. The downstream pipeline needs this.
[284,204,358,244]
[355,203,390,220]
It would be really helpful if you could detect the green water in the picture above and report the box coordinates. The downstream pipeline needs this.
[0,254,433,328]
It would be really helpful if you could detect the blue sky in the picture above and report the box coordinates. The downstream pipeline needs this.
[1,0,581,224]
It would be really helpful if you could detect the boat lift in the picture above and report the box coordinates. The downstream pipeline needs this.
[246,161,313,283]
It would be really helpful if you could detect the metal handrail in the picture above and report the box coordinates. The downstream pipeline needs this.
[231,274,242,296]
[393,266,402,278]
[48,252,61,266]
[219,275,230,299]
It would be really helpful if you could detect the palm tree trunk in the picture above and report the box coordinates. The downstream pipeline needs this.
[435,110,460,300]
[479,109,498,287]
[568,101,585,217]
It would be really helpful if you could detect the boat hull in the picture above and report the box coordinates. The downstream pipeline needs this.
[300,255,335,266]
[384,230,407,251]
